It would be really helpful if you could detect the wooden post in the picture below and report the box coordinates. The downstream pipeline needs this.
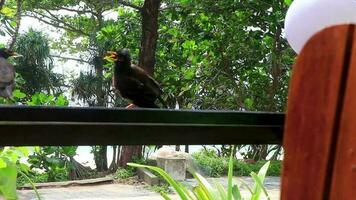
[282,25,355,199]
[330,27,356,199]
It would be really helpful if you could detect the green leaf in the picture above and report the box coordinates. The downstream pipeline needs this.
[0,7,16,17]
[193,186,209,200]
[180,0,190,6]
[0,158,7,168]
[12,90,26,99]
[191,171,218,200]
[284,0,293,6]
[18,163,30,174]
[251,172,271,200]
[9,20,17,27]
[244,98,253,110]
[227,146,237,200]
[56,95,68,106]
[34,146,41,153]
[161,192,172,200]
[251,161,270,200]
[16,147,29,157]
[0,164,18,200]
[239,179,253,194]
[128,163,191,200]
[232,185,242,200]
[61,146,77,157]
[184,68,195,80]
[215,181,227,200]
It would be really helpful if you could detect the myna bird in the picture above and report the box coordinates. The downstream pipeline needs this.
[105,49,167,108]
[0,48,22,98]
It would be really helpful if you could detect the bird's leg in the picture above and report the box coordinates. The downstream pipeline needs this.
[126,104,138,109]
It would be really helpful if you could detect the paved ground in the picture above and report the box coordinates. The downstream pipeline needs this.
[18,177,280,200]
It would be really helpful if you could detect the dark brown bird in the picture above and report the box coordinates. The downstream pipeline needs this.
[106,49,167,108]
[0,48,21,98]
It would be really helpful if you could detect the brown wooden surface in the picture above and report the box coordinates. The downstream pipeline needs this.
[282,25,354,200]
[330,28,356,199]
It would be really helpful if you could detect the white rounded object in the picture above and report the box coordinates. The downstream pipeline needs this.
[285,0,356,53]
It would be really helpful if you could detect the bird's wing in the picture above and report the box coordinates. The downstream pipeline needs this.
[115,75,157,107]
[0,58,15,83]
[132,66,162,96]
[147,75,163,95]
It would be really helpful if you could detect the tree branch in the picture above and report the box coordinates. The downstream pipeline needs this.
[8,0,22,50]
[24,12,90,36]
[43,9,90,35]
[117,0,142,11]
[51,55,91,64]
[56,6,96,15]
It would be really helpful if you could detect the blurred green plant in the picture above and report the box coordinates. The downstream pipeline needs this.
[28,146,81,182]
[192,150,228,177]
[147,184,172,194]
[0,147,41,200]
[129,146,271,200]
[192,150,281,177]
[114,168,135,179]
[17,171,48,187]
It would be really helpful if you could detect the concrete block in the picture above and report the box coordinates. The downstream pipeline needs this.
[137,168,160,186]
[156,157,186,181]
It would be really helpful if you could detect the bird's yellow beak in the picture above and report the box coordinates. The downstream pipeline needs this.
[4,49,23,58]
[11,52,23,58]
[104,51,119,62]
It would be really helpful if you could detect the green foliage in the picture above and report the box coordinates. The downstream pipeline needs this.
[147,184,172,194]
[28,146,77,182]
[114,168,135,179]
[192,150,281,177]
[153,0,295,111]
[14,29,65,96]
[27,93,69,106]
[17,171,49,187]
[128,148,272,200]
[192,150,228,177]
[114,156,147,179]
[0,1,18,37]
[0,147,40,200]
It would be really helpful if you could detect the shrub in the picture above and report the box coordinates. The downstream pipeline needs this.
[17,172,48,187]
[192,150,228,177]
[115,168,135,179]
[193,150,282,177]
[147,184,172,194]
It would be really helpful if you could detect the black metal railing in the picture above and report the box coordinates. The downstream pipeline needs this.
[0,106,284,146]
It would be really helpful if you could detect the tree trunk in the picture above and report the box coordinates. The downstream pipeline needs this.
[116,145,121,165]
[119,0,161,167]
[91,12,109,172]
[138,0,161,75]
[185,145,189,153]
[109,145,118,172]
[119,146,142,167]
[175,145,180,151]
[8,0,22,50]
[93,146,108,172]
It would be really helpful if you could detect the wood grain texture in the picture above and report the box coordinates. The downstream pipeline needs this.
[281,25,354,200]
[330,27,356,199]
